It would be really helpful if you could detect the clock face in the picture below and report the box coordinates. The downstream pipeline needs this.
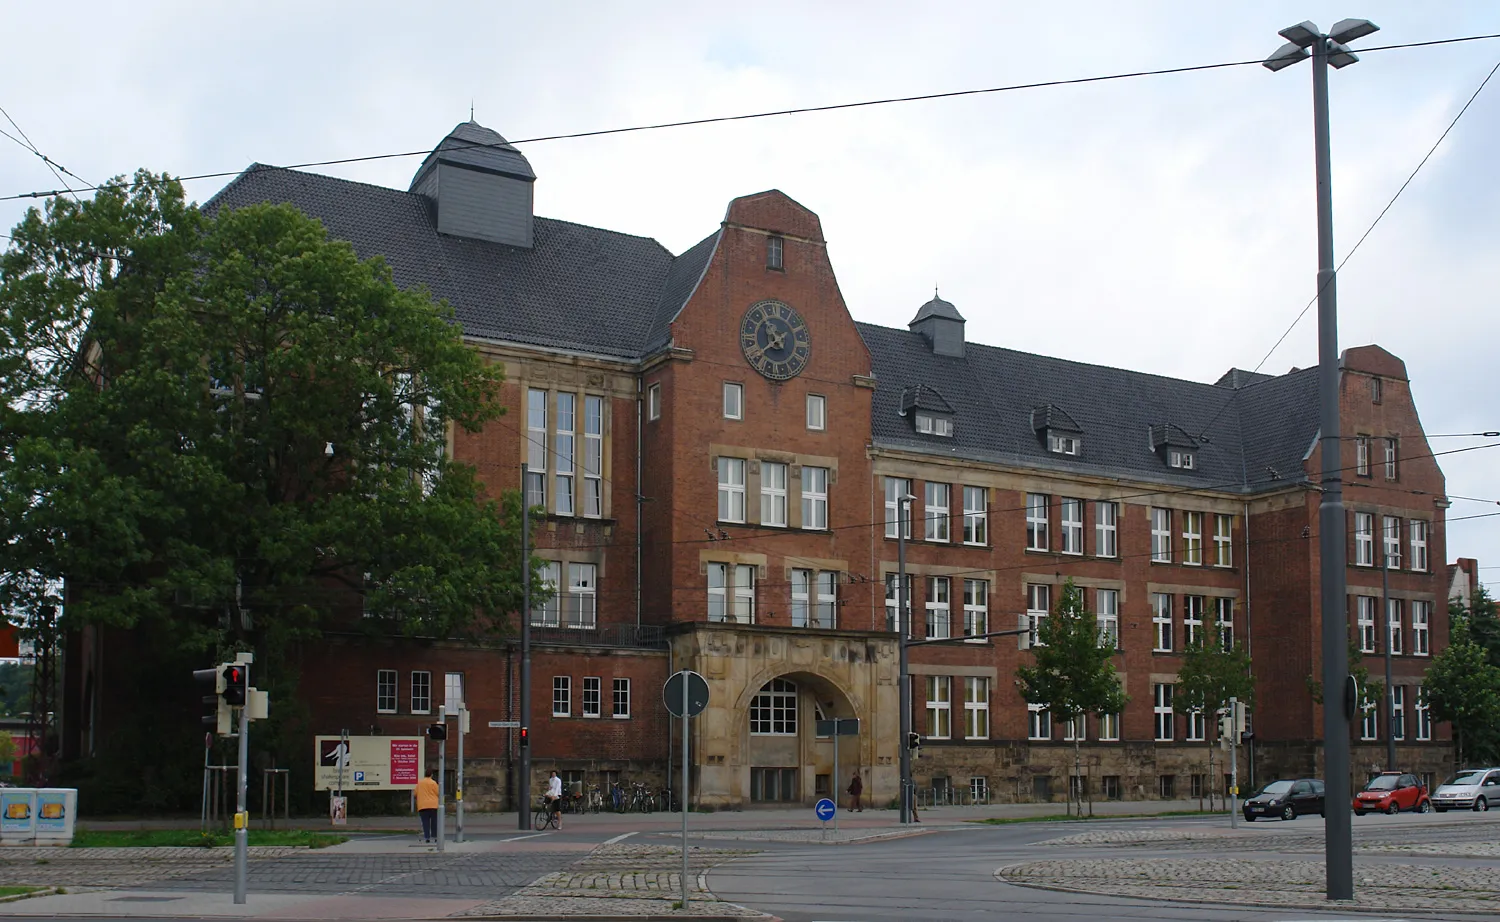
[739,300,811,381]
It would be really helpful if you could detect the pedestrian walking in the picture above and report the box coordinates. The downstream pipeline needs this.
[847,772,863,812]
[416,770,440,843]
[545,770,564,830]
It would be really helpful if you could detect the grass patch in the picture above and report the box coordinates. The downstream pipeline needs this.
[70,829,347,849]
[970,809,1223,825]
[0,886,47,897]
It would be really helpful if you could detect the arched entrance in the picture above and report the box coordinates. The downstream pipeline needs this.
[738,670,859,805]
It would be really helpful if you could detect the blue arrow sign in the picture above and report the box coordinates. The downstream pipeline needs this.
[814,798,836,822]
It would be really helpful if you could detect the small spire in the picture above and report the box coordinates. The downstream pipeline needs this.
[469,100,475,121]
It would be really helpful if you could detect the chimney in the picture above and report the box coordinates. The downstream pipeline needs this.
[410,121,536,248]
[908,290,965,358]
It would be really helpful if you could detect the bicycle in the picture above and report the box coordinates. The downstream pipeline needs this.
[587,784,604,814]
[533,802,559,830]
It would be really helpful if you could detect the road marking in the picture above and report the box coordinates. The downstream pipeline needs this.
[602,831,637,845]
[496,832,546,842]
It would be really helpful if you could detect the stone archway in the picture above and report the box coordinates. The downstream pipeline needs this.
[735,670,860,806]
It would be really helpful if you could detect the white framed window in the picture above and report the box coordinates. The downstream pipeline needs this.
[708,563,755,624]
[1097,588,1119,650]
[411,670,432,715]
[1356,435,1371,477]
[1213,514,1232,567]
[1360,700,1378,740]
[552,676,571,717]
[814,571,837,629]
[1183,595,1204,647]
[963,486,988,545]
[1026,583,1050,647]
[1391,686,1406,741]
[1357,596,1377,653]
[1383,515,1401,568]
[555,392,575,516]
[1387,598,1403,655]
[885,573,912,635]
[1182,511,1203,565]
[964,678,989,739]
[1412,601,1431,655]
[792,569,811,628]
[444,672,464,709]
[1028,703,1051,741]
[1060,498,1083,554]
[526,388,547,508]
[566,563,597,629]
[1048,433,1081,455]
[925,576,951,640]
[1099,712,1121,742]
[924,482,950,542]
[963,578,988,639]
[926,676,951,739]
[1026,494,1049,550]
[583,395,603,518]
[1167,449,1194,469]
[800,466,828,530]
[1095,502,1118,558]
[723,382,743,420]
[1154,684,1174,741]
[612,678,631,718]
[1215,597,1234,649]
[377,669,397,714]
[1384,437,1398,480]
[582,676,602,718]
[718,457,746,523]
[750,678,797,735]
[1152,592,1173,652]
[646,382,661,421]
[1186,709,1206,742]
[532,561,561,627]
[766,234,784,270]
[761,461,788,527]
[971,776,989,803]
[1151,507,1171,563]
[885,477,912,538]
[1062,714,1087,741]
[1409,520,1428,571]
[915,412,953,436]
[1415,686,1432,740]
[806,394,826,430]
[1354,512,1374,565]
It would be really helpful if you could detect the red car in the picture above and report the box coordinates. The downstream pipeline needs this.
[1354,772,1431,815]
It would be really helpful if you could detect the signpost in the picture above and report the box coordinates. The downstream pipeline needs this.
[815,718,859,832]
[815,796,836,840]
[664,670,709,909]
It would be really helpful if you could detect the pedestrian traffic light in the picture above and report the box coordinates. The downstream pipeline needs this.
[193,666,232,735]
[427,722,447,741]
[222,663,248,707]
[907,732,922,751]
[519,726,529,747]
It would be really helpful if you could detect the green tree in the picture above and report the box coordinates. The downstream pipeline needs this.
[1450,586,1500,668]
[0,173,542,807]
[1016,580,1127,817]
[1177,623,1255,809]
[0,731,16,775]
[1424,617,1500,767]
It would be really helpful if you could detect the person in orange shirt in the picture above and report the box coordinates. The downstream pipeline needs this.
[416,770,440,843]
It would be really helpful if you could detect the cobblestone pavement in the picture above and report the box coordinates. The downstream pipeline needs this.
[999,857,1500,914]
[673,827,931,844]
[1040,819,1500,852]
[456,844,768,918]
[0,847,302,889]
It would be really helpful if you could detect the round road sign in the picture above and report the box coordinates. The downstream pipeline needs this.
[815,798,836,822]
[663,670,710,718]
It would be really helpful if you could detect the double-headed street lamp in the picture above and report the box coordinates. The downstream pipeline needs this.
[1263,16,1379,904]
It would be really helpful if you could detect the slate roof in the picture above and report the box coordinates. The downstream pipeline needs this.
[411,121,536,186]
[910,294,965,323]
[1031,404,1081,434]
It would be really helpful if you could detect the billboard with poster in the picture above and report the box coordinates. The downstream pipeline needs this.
[313,736,424,791]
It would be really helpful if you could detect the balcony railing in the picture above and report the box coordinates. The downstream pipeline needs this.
[528,623,667,650]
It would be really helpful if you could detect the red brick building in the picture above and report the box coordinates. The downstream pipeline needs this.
[67,121,1456,808]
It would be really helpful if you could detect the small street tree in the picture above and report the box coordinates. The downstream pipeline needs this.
[1177,622,1255,810]
[1016,580,1127,817]
[1424,616,1500,767]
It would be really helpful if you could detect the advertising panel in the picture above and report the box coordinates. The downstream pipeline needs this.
[313,736,424,791]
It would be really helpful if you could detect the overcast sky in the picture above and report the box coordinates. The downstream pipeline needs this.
[2,1,1497,584]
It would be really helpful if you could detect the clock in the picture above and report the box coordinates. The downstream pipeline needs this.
[739,300,811,381]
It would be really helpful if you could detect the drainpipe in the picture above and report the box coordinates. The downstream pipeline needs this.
[637,381,644,631]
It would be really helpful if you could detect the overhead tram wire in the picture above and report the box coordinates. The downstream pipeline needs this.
[0,104,92,200]
[3,32,1500,204]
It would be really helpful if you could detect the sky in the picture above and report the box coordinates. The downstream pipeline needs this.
[2,1,1497,584]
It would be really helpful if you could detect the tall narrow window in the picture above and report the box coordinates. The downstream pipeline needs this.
[1409,520,1428,571]
[1028,703,1051,740]
[761,462,788,527]
[1360,700,1378,740]
[963,486,988,545]
[1384,437,1399,480]
[1387,598,1403,655]
[1182,511,1203,565]
[1063,714,1088,742]
[552,676,571,717]
[791,569,811,627]
[1099,712,1121,742]
[1415,686,1432,740]
[926,676,951,739]
[647,382,661,420]
[964,677,989,739]
[1183,595,1204,647]
[583,395,603,517]
[377,669,397,714]
[1213,514,1232,567]
[1215,598,1234,649]
[799,466,828,530]
[731,564,755,623]
[708,563,727,621]
[1383,515,1401,568]
[814,571,837,629]
[963,579,988,639]
[1153,684,1174,741]
[1026,583,1050,647]
[718,457,746,523]
[1096,588,1119,650]
[766,234,784,270]
[1060,498,1083,554]
[566,563,596,629]
[1357,596,1377,653]
[925,576,951,639]
[1355,436,1371,477]
[924,482,950,542]
[1412,601,1431,655]
[1371,376,1383,404]
[526,388,547,508]
[1095,502,1118,558]
[1353,512,1374,565]
[410,671,432,715]
[723,382,743,420]
[1152,593,1173,652]
[806,394,826,430]
[885,573,912,635]
[1151,508,1172,562]
[582,677,602,718]
[1391,686,1406,741]
[612,678,631,718]
[885,477,912,538]
[532,561,561,627]
[1026,494,1049,550]
[444,672,464,709]
[1186,708,1206,742]
[554,393,575,516]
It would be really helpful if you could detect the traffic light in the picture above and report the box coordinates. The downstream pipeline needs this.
[222,663,248,707]
[519,726,529,747]
[907,732,922,751]
[427,722,447,741]
[193,666,231,734]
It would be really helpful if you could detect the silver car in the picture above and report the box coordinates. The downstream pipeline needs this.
[1431,768,1500,812]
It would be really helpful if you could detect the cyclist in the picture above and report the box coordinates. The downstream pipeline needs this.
[545,770,564,830]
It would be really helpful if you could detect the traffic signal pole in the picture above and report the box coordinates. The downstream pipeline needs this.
[519,463,532,830]
[233,658,250,905]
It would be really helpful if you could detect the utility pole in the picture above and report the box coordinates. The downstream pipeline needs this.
[519,462,533,830]
[437,704,446,852]
[1382,548,1396,770]
[896,493,913,824]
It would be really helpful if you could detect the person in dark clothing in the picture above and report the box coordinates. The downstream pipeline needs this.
[847,772,863,812]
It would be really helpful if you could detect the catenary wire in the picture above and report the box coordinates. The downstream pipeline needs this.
[0,104,89,200]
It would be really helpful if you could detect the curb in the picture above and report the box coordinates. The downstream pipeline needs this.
[0,888,59,904]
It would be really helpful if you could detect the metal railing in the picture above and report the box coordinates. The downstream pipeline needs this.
[528,624,667,649]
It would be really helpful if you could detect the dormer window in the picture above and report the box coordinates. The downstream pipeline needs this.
[1167,449,1195,470]
[1048,434,1081,456]
[1032,405,1082,458]
[915,412,953,437]
[901,384,956,439]
[767,235,784,270]
[1150,423,1199,472]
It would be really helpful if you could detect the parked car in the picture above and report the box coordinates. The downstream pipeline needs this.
[1353,772,1430,815]
[1243,778,1324,821]
[1431,768,1500,812]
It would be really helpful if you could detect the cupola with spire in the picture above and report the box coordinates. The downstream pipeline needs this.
[409,120,536,247]
[908,289,965,358]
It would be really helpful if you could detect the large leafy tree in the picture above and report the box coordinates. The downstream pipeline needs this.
[1177,623,1255,808]
[1,173,533,804]
[1450,586,1500,668]
[1424,616,1500,767]
[1016,580,1127,816]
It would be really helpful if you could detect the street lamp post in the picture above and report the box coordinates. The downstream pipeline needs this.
[1263,16,1379,903]
[1383,545,1396,771]
[897,492,915,825]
